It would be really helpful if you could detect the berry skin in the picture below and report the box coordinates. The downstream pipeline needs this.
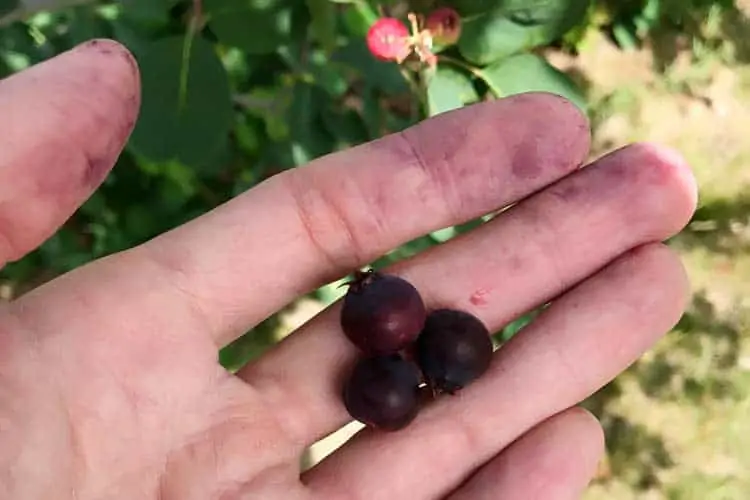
[425,7,462,46]
[366,18,412,62]
[343,354,422,431]
[415,308,493,395]
[340,270,427,355]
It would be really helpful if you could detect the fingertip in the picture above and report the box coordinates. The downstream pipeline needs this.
[68,38,141,106]
[585,142,698,244]
[502,91,593,171]
[403,91,592,191]
[631,141,698,221]
[563,407,606,460]
[611,243,692,337]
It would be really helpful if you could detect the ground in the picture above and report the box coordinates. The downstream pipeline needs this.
[572,27,750,500]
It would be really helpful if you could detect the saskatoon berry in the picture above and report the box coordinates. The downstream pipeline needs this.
[343,354,422,431]
[340,270,426,355]
[415,309,493,395]
[366,18,411,62]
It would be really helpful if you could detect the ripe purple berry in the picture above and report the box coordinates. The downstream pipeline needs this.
[340,270,426,355]
[343,354,422,431]
[415,309,493,395]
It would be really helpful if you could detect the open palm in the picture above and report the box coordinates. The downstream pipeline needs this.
[0,40,697,500]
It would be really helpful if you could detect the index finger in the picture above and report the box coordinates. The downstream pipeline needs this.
[15,93,590,348]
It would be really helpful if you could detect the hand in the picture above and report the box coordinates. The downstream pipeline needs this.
[0,40,696,500]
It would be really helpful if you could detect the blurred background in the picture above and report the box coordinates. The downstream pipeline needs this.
[0,0,748,498]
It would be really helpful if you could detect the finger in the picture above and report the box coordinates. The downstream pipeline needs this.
[11,93,590,347]
[448,407,604,500]
[303,243,688,500]
[238,143,697,444]
[0,39,139,266]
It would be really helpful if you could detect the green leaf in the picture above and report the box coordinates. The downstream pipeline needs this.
[286,82,336,163]
[67,7,109,46]
[0,0,18,18]
[458,0,591,64]
[341,0,378,37]
[321,107,369,149]
[427,65,478,117]
[308,49,349,96]
[120,0,176,25]
[128,36,234,169]
[306,0,337,53]
[331,39,407,94]
[449,0,502,16]
[498,312,535,341]
[204,0,292,54]
[482,53,587,112]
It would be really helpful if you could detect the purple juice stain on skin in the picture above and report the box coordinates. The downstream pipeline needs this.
[551,181,582,203]
[81,155,111,189]
[510,142,543,180]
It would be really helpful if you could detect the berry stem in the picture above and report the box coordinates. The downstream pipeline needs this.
[438,55,505,98]
[399,67,425,121]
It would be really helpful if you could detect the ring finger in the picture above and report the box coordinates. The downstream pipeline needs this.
[447,407,604,500]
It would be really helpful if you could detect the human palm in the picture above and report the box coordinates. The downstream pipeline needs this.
[0,40,697,500]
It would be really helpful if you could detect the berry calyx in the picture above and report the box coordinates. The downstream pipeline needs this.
[340,270,427,355]
[366,18,412,63]
[343,354,422,431]
[425,7,462,46]
[415,308,493,395]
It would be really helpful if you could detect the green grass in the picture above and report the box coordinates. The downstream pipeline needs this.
[580,22,750,497]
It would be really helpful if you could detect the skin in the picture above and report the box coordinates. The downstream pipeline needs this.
[0,39,697,500]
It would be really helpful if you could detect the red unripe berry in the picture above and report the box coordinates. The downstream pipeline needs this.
[366,18,412,62]
[425,7,462,46]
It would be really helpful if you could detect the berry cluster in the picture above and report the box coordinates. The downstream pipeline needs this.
[366,8,462,68]
[340,270,493,431]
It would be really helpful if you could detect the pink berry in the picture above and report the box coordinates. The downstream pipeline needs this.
[366,18,411,62]
[425,7,462,46]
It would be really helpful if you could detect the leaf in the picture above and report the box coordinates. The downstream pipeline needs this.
[204,0,292,54]
[120,0,176,25]
[0,0,18,18]
[341,0,378,37]
[286,82,336,163]
[331,39,407,94]
[321,107,369,149]
[498,312,535,341]
[427,65,478,117]
[458,0,591,64]
[67,7,109,47]
[306,0,337,53]
[128,36,234,169]
[449,0,502,16]
[482,53,587,112]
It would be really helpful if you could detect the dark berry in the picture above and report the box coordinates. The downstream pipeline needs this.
[340,270,426,355]
[343,354,422,431]
[415,309,493,395]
